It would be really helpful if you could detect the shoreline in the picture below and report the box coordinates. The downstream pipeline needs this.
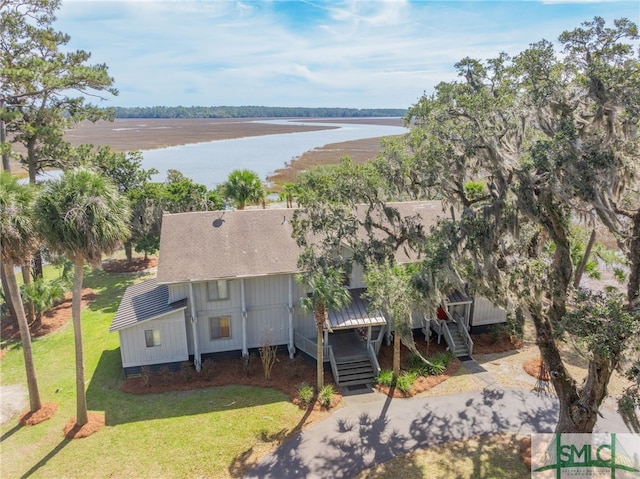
[6,117,405,184]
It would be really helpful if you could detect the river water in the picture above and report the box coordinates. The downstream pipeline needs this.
[141,120,408,188]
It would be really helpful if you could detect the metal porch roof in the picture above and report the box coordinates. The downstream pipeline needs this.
[326,288,386,330]
[110,278,187,332]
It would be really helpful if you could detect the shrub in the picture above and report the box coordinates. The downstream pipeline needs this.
[259,335,278,380]
[425,360,446,376]
[490,323,510,344]
[200,359,215,381]
[396,372,417,395]
[407,354,429,376]
[425,351,453,376]
[20,276,68,323]
[140,366,151,387]
[297,382,315,408]
[376,369,395,387]
[158,366,172,386]
[180,361,195,383]
[318,384,334,408]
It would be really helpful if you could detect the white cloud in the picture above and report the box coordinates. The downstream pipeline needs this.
[55,0,639,108]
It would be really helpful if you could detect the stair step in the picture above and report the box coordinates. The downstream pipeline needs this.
[337,365,374,375]
[339,372,375,380]
[339,377,374,387]
[335,356,369,364]
[338,374,375,386]
[337,359,371,365]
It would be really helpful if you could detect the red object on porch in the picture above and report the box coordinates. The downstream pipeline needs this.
[437,306,448,320]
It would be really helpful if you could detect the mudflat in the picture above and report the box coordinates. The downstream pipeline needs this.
[8,117,406,187]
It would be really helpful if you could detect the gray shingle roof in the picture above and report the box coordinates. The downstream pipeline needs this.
[110,277,187,332]
[156,201,448,284]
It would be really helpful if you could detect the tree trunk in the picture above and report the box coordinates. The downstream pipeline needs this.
[32,249,43,280]
[0,265,18,323]
[124,241,133,265]
[72,254,88,426]
[573,229,596,288]
[0,103,10,173]
[315,306,326,391]
[555,356,615,433]
[628,208,640,308]
[27,137,37,184]
[393,326,401,378]
[21,263,35,324]
[531,309,614,433]
[2,261,42,412]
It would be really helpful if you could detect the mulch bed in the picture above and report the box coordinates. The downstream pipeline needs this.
[471,332,523,354]
[102,257,158,273]
[63,412,105,439]
[375,359,462,398]
[523,357,550,381]
[119,331,521,403]
[19,402,58,426]
[1,256,155,343]
[1,288,96,341]
[120,353,342,410]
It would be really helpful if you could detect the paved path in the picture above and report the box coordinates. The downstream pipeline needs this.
[245,361,632,479]
[0,385,27,425]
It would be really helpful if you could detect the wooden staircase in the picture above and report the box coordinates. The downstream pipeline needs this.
[333,354,377,387]
[448,327,469,357]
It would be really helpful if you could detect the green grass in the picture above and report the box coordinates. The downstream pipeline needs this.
[1,266,306,479]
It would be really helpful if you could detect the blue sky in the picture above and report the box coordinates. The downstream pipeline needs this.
[56,0,639,109]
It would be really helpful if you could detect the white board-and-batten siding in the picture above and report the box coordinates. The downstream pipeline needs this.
[245,276,289,348]
[168,283,189,304]
[472,297,507,326]
[118,310,188,368]
[174,274,303,355]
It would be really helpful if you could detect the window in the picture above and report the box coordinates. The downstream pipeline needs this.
[145,329,161,347]
[207,280,229,301]
[210,316,231,340]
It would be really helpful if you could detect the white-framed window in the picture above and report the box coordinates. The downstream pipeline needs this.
[207,280,229,301]
[210,315,231,340]
[144,329,162,347]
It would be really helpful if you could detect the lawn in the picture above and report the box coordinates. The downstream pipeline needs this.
[0,266,307,479]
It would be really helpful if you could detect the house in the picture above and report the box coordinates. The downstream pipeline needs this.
[110,201,506,384]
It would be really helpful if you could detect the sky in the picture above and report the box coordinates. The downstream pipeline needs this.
[55,0,639,109]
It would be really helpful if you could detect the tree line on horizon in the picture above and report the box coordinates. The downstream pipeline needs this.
[111,105,407,119]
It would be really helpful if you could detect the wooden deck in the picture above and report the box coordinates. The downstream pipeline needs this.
[328,330,368,359]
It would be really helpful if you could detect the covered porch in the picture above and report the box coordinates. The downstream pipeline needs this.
[293,288,387,387]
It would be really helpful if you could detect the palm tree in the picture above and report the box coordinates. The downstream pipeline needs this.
[0,172,42,413]
[222,169,265,210]
[34,168,130,426]
[298,267,351,390]
[278,183,298,208]
[365,262,423,378]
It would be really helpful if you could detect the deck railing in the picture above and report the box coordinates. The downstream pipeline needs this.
[370,325,386,355]
[327,346,340,384]
[441,320,456,353]
[293,330,330,362]
[458,321,473,355]
[367,343,381,377]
